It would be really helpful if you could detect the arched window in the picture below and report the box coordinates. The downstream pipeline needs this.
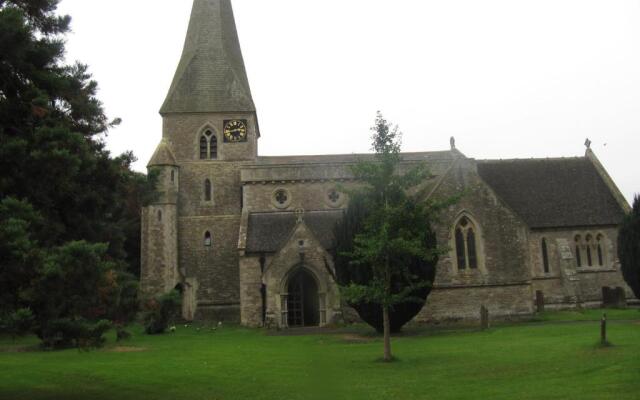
[209,134,218,160]
[453,216,479,270]
[199,129,218,160]
[541,238,550,273]
[200,135,208,159]
[455,228,466,270]
[596,234,604,266]
[204,179,212,202]
[575,235,582,268]
[204,231,212,247]
[467,229,478,269]
[586,234,593,266]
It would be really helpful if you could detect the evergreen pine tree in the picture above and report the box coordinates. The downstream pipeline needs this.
[618,195,640,298]
[0,0,154,345]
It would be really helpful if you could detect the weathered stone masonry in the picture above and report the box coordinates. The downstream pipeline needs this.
[141,0,635,328]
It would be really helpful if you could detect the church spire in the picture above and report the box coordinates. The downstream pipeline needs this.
[160,0,256,115]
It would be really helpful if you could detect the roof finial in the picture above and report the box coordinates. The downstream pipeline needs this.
[584,138,592,149]
[450,136,456,150]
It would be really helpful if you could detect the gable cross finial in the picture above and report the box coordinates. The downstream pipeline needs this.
[450,136,456,150]
[584,138,592,149]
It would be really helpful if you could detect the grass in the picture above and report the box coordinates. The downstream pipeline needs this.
[0,309,638,400]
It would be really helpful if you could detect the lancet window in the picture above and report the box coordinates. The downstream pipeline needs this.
[199,129,218,160]
[454,216,480,270]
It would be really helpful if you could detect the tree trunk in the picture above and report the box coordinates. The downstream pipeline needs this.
[382,304,392,362]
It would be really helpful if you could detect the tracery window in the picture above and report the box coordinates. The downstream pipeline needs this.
[575,233,606,268]
[541,238,550,273]
[454,216,479,270]
[199,129,218,160]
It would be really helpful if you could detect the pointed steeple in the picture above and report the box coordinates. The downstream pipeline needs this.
[160,0,256,114]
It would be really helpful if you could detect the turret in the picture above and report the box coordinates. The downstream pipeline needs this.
[140,140,180,297]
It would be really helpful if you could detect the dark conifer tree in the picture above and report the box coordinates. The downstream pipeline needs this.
[618,195,640,298]
[0,0,154,345]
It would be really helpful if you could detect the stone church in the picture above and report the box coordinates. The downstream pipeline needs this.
[141,0,633,328]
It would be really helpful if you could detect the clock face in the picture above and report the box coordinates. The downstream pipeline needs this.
[223,120,248,143]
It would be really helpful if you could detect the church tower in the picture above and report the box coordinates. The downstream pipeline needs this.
[142,0,258,321]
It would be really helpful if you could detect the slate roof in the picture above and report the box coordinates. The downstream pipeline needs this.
[160,0,255,114]
[477,158,625,229]
[245,210,344,253]
[147,140,177,167]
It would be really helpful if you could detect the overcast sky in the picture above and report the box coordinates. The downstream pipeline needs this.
[57,0,639,202]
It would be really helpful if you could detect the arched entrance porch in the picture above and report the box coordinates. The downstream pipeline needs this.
[286,268,320,327]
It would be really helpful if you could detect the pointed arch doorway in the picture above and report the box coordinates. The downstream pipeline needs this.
[286,269,320,327]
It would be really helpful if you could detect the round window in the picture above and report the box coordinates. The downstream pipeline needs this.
[325,188,345,208]
[272,188,291,209]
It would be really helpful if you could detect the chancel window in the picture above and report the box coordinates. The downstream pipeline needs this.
[199,130,218,160]
[204,179,212,202]
[541,238,550,273]
[454,216,479,270]
[204,231,212,247]
[575,233,606,268]
[575,235,582,268]
[586,234,593,266]
[596,234,604,266]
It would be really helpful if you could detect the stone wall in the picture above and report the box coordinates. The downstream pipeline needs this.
[418,284,534,322]
[159,111,259,322]
[430,158,532,286]
[140,166,179,297]
[162,113,258,163]
[243,181,348,213]
[527,227,633,308]
[413,158,535,321]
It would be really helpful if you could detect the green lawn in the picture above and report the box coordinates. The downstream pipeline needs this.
[1,309,638,400]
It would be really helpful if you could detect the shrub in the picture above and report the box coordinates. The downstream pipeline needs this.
[0,308,35,340]
[143,290,181,334]
[40,318,112,349]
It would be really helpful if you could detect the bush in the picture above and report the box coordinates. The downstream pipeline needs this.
[0,308,35,340]
[334,195,439,333]
[40,318,112,349]
[143,290,181,334]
